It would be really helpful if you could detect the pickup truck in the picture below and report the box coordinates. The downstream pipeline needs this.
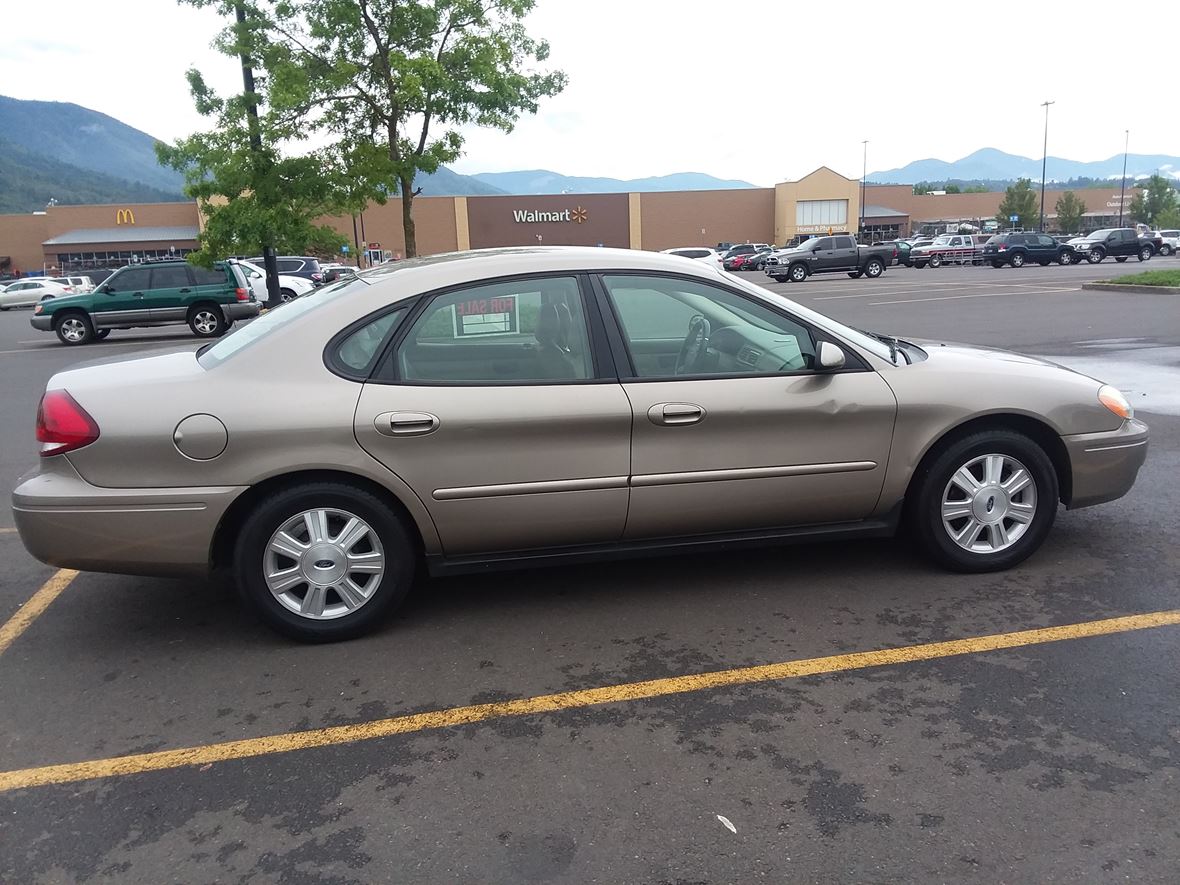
[765,235,896,282]
[1066,228,1156,264]
[910,234,983,268]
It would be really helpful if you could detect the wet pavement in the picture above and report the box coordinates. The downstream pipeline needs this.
[1,260,1179,882]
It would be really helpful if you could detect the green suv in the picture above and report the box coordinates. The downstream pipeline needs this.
[31,260,260,345]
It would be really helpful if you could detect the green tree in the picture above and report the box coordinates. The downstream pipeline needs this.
[1156,206,1180,230]
[157,40,359,271]
[964,184,989,193]
[944,183,961,194]
[913,181,934,195]
[196,0,567,257]
[1127,174,1178,226]
[1053,191,1088,234]
[1128,189,1149,225]
[996,178,1039,229]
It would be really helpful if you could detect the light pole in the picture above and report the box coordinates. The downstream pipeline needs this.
[1039,100,1054,231]
[1118,129,1129,227]
[860,140,868,241]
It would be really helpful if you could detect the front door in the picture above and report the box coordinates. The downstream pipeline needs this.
[354,274,632,556]
[93,266,152,326]
[810,237,838,270]
[599,273,897,539]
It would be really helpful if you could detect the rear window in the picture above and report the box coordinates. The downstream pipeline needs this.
[671,249,709,259]
[198,277,369,368]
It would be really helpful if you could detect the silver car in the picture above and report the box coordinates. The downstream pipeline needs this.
[13,248,1148,641]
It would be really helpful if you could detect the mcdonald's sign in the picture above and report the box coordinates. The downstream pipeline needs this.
[115,208,136,225]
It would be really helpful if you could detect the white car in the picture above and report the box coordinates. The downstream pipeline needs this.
[236,261,317,303]
[1156,230,1178,257]
[0,278,71,310]
[661,247,724,271]
[49,275,96,294]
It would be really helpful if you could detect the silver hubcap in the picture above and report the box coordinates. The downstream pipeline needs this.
[194,311,219,334]
[60,318,86,341]
[281,290,295,302]
[791,267,805,280]
[264,508,385,620]
[941,453,1037,554]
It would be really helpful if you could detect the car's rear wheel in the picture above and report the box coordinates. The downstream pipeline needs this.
[910,430,1057,572]
[1010,252,1025,268]
[188,304,228,337]
[94,329,111,340]
[1037,260,1050,266]
[280,288,298,302]
[1115,256,1128,263]
[1138,246,1152,261]
[234,482,416,642]
[913,261,927,269]
[847,271,863,278]
[788,263,808,282]
[991,260,1004,268]
[54,312,94,345]
[864,258,884,277]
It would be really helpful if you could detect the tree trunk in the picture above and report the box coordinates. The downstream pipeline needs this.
[400,175,417,258]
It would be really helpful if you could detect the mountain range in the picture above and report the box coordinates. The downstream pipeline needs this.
[870,147,1180,185]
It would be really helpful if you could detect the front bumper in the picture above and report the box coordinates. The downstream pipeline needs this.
[1062,418,1149,509]
[11,457,246,578]
[30,315,52,331]
[224,301,262,321]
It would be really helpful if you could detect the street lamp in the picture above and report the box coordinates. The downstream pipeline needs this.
[1118,130,1129,227]
[860,140,868,240]
[1039,100,1054,232]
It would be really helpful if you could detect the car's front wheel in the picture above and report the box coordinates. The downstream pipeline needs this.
[54,312,94,345]
[788,263,808,282]
[234,482,416,641]
[1058,251,1073,265]
[1087,249,1104,264]
[910,430,1057,572]
[188,304,228,337]
[1160,244,1173,256]
[1138,246,1152,261]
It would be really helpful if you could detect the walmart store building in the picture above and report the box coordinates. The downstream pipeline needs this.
[0,167,1138,276]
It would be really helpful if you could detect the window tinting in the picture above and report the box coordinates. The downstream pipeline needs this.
[191,266,230,286]
[603,275,815,378]
[110,268,151,291]
[671,249,709,259]
[398,277,592,383]
[814,238,834,250]
[335,309,406,373]
[150,266,192,289]
[277,259,302,272]
[834,236,856,249]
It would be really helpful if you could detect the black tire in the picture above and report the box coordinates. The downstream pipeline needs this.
[0,305,8,311]
[1115,256,1128,263]
[187,303,228,337]
[280,288,298,302]
[1058,251,1073,265]
[1138,246,1152,262]
[1087,249,1104,264]
[909,430,1058,573]
[1010,251,1026,268]
[788,263,808,283]
[991,260,1005,269]
[913,261,927,269]
[847,271,863,278]
[864,258,884,278]
[54,311,94,345]
[771,275,787,283]
[94,329,111,340]
[233,482,417,642]
[929,254,943,268]
[1160,245,1173,256]
[1037,260,1050,267]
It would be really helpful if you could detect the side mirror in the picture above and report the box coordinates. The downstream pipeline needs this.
[99,285,113,294]
[817,341,846,370]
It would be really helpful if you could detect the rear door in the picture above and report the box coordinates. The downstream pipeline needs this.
[830,235,859,269]
[144,264,194,321]
[185,264,234,314]
[93,267,152,326]
[354,274,633,556]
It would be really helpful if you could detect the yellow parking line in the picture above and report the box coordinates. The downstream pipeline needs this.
[1,608,1178,793]
[0,569,78,657]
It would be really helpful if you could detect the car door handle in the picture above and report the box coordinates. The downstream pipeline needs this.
[133,292,144,298]
[648,403,705,426]
[179,288,191,294]
[375,411,440,437]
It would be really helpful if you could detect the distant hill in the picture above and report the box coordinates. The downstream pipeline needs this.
[0,96,184,193]
[413,165,506,196]
[870,148,1180,185]
[0,137,184,213]
[470,169,757,194]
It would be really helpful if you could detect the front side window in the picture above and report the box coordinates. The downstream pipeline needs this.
[398,277,592,383]
[109,268,151,291]
[603,275,816,378]
[813,238,834,251]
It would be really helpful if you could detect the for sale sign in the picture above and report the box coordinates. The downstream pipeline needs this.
[452,294,519,336]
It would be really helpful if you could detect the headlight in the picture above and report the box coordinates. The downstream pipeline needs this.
[1098,384,1133,420]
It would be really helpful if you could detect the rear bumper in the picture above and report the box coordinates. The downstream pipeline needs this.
[1062,418,1149,509]
[11,457,245,578]
[224,301,262,321]
[30,315,52,331]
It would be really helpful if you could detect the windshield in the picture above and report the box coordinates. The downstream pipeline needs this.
[1086,229,1114,239]
[197,276,368,368]
[932,235,952,245]
[794,237,819,250]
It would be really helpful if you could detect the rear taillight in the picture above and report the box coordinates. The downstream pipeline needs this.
[311,273,323,282]
[36,390,100,457]
[236,287,249,301]
[998,244,1007,251]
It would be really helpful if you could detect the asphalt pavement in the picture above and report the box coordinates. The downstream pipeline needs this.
[2,259,1179,883]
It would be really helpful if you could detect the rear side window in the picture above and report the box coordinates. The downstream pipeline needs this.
[334,309,407,374]
[277,259,303,273]
[191,266,230,286]
[834,236,855,249]
[1008,235,1026,245]
[150,266,192,288]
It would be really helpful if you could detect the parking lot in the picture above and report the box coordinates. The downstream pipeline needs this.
[2,260,1179,882]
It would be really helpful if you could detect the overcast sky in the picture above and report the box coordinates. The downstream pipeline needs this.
[3,0,1173,186]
